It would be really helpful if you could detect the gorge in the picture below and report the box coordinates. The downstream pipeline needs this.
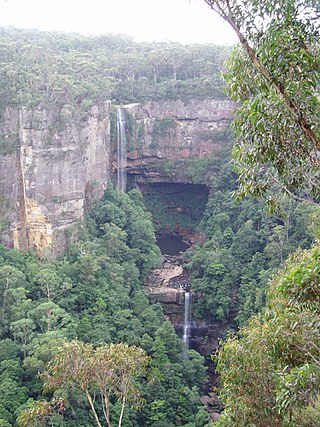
[0,97,235,348]
[0,27,318,427]
[0,94,236,424]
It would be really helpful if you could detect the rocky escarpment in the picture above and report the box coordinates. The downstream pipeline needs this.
[122,99,235,183]
[0,98,235,253]
[0,103,111,253]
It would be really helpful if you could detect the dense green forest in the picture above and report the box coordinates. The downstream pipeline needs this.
[0,0,319,423]
[215,243,320,427]
[0,185,208,426]
[140,144,318,326]
[203,1,320,425]
[0,176,317,426]
[184,146,318,325]
[0,27,230,109]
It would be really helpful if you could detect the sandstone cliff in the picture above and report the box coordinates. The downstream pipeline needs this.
[123,99,235,182]
[0,98,235,253]
[0,103,111,253]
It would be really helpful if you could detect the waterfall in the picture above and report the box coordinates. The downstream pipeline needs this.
[182,292,192,348]
[116,107,127,193]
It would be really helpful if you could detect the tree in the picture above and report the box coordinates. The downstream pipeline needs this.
[23,340,149,427]
[204,0,320,202]
[33,267,72,303]
[215,245,320,426]
[10,318,35,357]
[0,266,27,336]
[0,359,28,426]
[29,301,73,333]
[0,27,230,109]
[17,398,64,427]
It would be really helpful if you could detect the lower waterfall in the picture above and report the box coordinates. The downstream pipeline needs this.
[182,291,192,348]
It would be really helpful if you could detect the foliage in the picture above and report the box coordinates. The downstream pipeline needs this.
[199,2,320,424]
[0,184,208,426]
[204,0,320,202]
[150,158,218,185]
[37,340,149,427]
[215,243,320,426]
[17,398,64,427]
[0,27,231,111]
[184,147,317,324]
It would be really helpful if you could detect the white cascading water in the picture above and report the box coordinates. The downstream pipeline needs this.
[116,107,127,193]
[182,292,192,348]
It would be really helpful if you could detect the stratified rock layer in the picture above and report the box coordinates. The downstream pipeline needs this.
[0,103,111,253]
[123,99,235,182]
[0,98,235,252]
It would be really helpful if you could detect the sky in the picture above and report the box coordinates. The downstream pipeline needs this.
[0,0,238,45]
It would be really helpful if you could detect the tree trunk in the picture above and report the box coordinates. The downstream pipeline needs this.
[118,396,126,427]
[103,390,111,427]
[85,390,102,427]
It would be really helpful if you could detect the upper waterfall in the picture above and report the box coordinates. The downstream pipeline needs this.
[116,107,127,193]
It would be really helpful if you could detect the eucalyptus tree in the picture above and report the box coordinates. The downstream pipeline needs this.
[18,340,149,427]
[200,2,320,424]
[204,0,320,203]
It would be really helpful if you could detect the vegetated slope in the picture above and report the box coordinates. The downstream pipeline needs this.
[183,143,318,326]
[200,0,320,422]
[0,185,208,427]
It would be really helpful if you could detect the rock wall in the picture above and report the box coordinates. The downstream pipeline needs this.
[0,98,235,253]
[0,102,111,253]
[123,99,235,182]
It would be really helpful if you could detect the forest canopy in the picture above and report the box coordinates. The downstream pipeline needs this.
[0,27,231,109]
[0,185,209,426]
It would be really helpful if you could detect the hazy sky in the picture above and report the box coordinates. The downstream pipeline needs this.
[0,0,238,45]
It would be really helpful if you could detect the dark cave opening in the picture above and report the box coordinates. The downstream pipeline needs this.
[156,235,189,255]
[138,181,209,243]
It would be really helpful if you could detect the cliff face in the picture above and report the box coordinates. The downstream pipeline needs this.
[0,103,111,253]
[123,99,235,182]
[0,98,235,253]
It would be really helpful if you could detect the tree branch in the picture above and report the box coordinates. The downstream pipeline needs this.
[266,171,318,205]
[118,395,126,427]
[204,0,320,151]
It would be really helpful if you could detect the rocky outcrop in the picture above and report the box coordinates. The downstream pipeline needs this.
[0,103,111,253]
[145,254,188,324]
[146,255,185,304]
[145,254,231,355]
